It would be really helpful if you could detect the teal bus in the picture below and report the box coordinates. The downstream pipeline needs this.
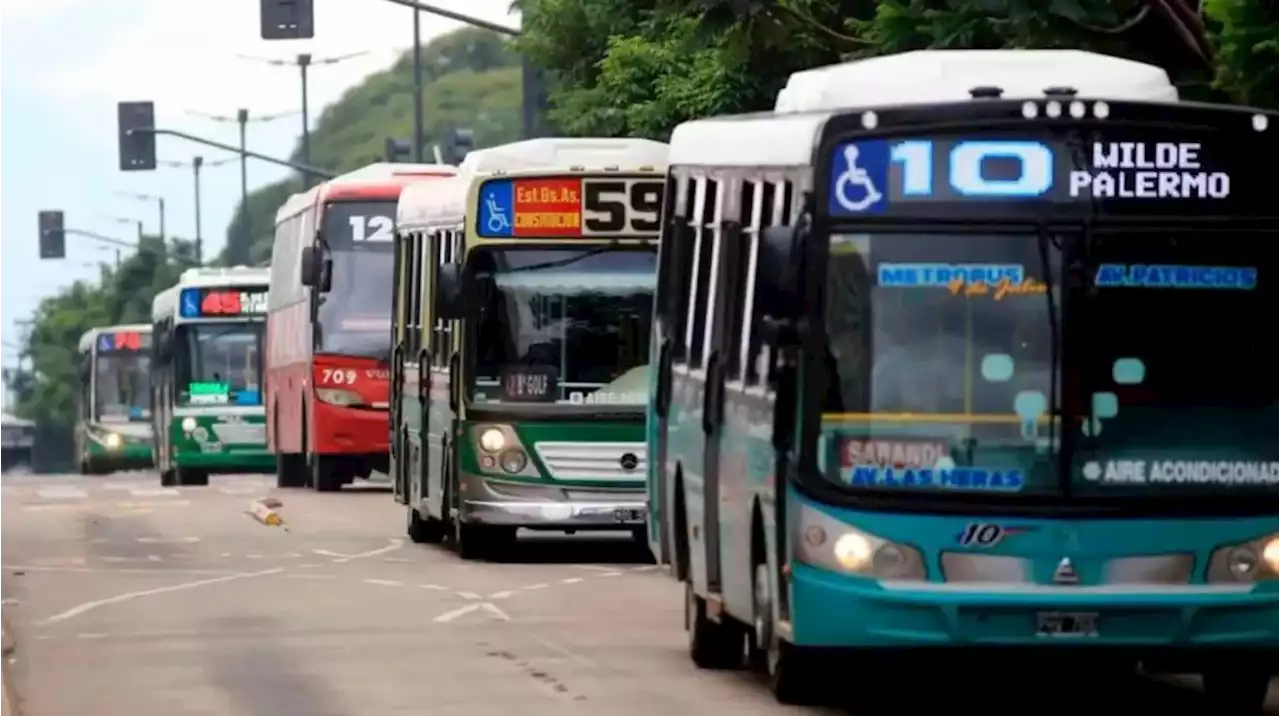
[151,266,273,486]
[647,49,1277,709]
[75,325,154,474]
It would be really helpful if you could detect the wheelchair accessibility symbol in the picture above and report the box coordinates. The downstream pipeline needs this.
[478,179,515,236]
[829,141,889,215]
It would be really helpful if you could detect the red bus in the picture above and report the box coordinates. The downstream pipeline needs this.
[266,163,456,491]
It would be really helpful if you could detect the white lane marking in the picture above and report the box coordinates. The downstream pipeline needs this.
[488,591,513,600]
[40,567,285,625]
[381,557,411,563]
[327,540,405,563]
[311,550,345,558]
[629,565,659,572]
[5,564,240,576]
[431,602,512,624]
[560,577,583,584]
[457,591,481,600]
[127,487,180,498]
[101,482,140,491]
[75,633,107,639]
[284,573,335,580]
[135,536,200,544]
[574,565,618,573]
[35,487,88,500]
[246,554,263,560]
[596,571,622,578]
[216,486,265,495]
[363,578,403,587]
[419,584,448,591]
[521,583,548,591]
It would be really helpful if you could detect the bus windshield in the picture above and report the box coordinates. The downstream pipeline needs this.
[818,232,1062,497]
[318,201,396,359]
[95,352,152,422]
[468,247,656,408]
[176,322,264,407]
[1070,228,1276,494]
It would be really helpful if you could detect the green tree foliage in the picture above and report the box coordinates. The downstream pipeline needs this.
[518,0,1276,140]
[221,27,527,265]
[11,238,196,434]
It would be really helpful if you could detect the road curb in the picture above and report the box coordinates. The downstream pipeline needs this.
[2,609,21,716]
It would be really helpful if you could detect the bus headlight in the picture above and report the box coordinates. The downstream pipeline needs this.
[795,503,925,580]
[1207,534,1279,582]
[478,428,506,453]
[104,433,122,449]
[499,449,528,474]
[316,388,362,407]
[181,417,197,432]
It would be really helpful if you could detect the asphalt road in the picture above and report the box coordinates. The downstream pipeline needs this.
[1,471,1273,715]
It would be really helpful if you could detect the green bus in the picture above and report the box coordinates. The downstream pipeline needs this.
[75,325,154,474]
[151,266,273,486]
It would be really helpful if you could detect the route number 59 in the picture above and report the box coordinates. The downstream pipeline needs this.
[321,368,357,385]
[582,179,664,236]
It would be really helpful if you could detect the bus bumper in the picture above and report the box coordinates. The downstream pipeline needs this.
[789,561,1279,665]
[458,472,646,529]
[312,403,390,455]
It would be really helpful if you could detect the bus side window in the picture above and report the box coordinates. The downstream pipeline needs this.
[408,231,424,356]
[684,177,719,370]
[391,225,405,355]
[732,180,765,384]
[664,173,698,360]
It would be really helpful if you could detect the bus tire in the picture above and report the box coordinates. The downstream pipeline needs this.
[754,563,819,704]
[406,506,445,544]
[1202,668,1271,713]
[455,522,512,561]
[160,469,176,487]
[175,468,208,486]
[685,582,745,670]
[275,453,306,489]
[310,455,343,492]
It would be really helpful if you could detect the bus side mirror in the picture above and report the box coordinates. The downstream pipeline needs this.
[300,246,318,287]
[77,360,91,384]
[435,263,462,319]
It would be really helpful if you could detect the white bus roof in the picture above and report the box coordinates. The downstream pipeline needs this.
[672,49,1178,168]
[77,324,152,353]
[152,266,270,322]
[275,162,457,225]
[398,138,670,231]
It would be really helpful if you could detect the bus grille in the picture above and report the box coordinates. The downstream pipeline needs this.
[210,423,266,445]
[533,442,646,482]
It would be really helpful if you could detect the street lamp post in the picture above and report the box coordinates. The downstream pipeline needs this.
[158,155,236,265]
[187,109,295,259]
[236,52,368,187]
[117,191,166,242]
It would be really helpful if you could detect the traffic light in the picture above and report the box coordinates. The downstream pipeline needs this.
[448,128,475,164]
[260,0,314,39]
[117,101,156,171]
[38,210,65,259]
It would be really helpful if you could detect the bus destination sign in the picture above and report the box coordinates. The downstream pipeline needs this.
[477,176,664,239]
[824,124,1271,220]
[97,331,151,353]
[180,287,268,319]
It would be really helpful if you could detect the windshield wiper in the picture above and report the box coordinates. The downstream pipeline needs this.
[501,243,620,274]
[1035,222,1063,460]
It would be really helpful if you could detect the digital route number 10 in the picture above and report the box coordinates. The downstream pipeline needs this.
[893,140,1055,198]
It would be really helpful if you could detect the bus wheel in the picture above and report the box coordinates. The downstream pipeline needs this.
[275,453,306,489]
[1202,668,1271,713]
[310,456,343,492]
[754,563,819,704]
[160,469,176,487]
[175,468,209,486]
[685,582,745,670]
[406,506,445,544]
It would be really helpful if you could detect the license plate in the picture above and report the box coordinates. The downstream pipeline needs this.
[1036,611,1098,638]
[613,508,643,522]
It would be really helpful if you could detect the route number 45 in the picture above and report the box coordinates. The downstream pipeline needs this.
[321,368,358,385]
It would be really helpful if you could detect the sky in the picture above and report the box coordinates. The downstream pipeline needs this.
[0,0,518,379]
